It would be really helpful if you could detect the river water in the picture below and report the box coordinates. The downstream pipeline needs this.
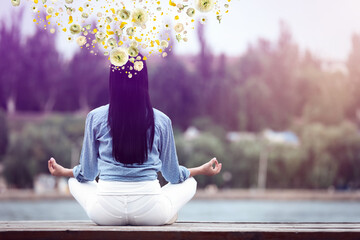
[1,199,360,222]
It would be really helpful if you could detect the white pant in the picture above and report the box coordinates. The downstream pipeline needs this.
[68,177,197,226]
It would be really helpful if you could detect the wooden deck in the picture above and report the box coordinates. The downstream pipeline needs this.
[1,221,360,240]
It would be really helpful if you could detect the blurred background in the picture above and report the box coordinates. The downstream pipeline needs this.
[1,0,360,222]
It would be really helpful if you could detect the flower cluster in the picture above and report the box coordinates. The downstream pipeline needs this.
[11,0,232,72]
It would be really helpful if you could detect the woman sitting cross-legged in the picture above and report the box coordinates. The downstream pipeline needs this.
[47,55,222,226]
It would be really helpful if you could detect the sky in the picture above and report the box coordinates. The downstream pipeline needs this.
[1,0,360,61]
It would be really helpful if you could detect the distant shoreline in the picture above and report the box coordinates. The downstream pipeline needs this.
[1,189,360,201]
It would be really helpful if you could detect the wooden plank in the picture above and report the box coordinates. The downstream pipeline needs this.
[1,221,360,240]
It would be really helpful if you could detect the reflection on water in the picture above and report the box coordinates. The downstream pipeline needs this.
[0,199,360,222]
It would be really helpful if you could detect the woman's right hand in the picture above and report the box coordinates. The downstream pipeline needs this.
[189,158,222,177]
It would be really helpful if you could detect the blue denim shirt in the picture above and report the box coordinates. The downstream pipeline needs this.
[73,104,190,184]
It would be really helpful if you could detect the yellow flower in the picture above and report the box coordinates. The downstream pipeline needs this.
[107,38,117,48]
[69,24,81,34]
[11,0,20,6]
[174,23,184,33]
[134,61,144,71]
[120,22,127,29]
[110,47,129,67]
[76,36,87,46]
[186,8,195,17]
[128,46,139,57]
[169,0,176,7]
[195,0,214,12]
[131,8,148,25]
[118,9,130,20]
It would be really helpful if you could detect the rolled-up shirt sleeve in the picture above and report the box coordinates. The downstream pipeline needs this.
[159,118,190,184]
[73,112,99,182]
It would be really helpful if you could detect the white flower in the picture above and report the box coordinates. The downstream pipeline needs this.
[200,16,207,24]
[76,36,87,46]
[95,31,106,42]
[131,41,138,47]
[110,47,129,67]
[156,7,161,11]
[69,24,81,34]
[107,38,117,48]
[160,40,169,48]
[84,24,91,30]
[162,52,168,58]
[96,23,104,29]
[82,13,89,18]
[128,46,139,57]
[49,28,56,34]
[67,36,73,42]
[126,27,135,36]
[46,7,54,15]
[134,61,144,71]
[183,37,188,42]
[65,0,73,4]
[97,12,102,17]
[32,6,37,12]
[195,0,214,12]
[131,8,148,25]
[174,23,184,33]
[118,9,130,20]
[128,73,133,78]
[136,56,141,61]
[42,0,47,3]
[114,29,123,36]
[216,15,222,23]
[224,4,229,8]
[84,3,90,8]
[106,17,113,23]
[186,8,195,17]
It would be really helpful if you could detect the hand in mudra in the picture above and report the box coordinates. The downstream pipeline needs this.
[48,157,74,177]
[200,158,222,176]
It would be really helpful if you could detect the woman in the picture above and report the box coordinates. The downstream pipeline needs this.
[47,56,222,226]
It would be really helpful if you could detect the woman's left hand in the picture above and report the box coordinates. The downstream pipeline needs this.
[48,157,74,177]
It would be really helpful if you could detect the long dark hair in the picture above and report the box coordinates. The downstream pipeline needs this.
[107,56,155,165]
